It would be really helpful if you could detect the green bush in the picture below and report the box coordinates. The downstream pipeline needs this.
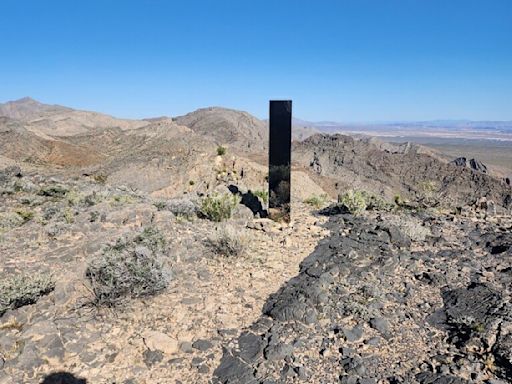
[205,225,249,257]
[0,273,55,317]
[304,194,329,208]
[200,193,240,222]
[337,190,393,215]
[216,146,227,156]
[85,228,169,306]
[38,185,69,198]
[338,190,368,215]
[15,209,34,223]
[252,190,269,204]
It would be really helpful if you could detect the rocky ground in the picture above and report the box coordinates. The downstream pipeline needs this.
[1,165,511,384]
[214,204,512,384]
[0,166,329,383]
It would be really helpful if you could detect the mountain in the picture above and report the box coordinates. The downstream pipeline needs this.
[0,97,148,136]
[0,97,70,120]
[174,107,267,151]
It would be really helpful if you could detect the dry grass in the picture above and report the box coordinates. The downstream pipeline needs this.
[205,225,249,258]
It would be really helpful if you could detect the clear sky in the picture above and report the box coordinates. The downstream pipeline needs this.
[1,0,511,122]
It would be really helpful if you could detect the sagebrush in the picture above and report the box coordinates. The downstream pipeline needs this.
[205,225,249,257]
[0,273,55,317]
[85,227,169,306]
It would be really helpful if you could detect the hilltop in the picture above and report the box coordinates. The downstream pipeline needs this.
[0,98,511,384]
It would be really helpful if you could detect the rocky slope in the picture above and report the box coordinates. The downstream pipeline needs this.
[294,134,512,210]
[175,107,268,152]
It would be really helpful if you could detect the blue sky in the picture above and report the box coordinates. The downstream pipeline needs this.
[1,0,511,121]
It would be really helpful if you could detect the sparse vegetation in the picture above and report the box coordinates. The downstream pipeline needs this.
[337,190,368,215]
[0,212,25,230]
[110,194,137,205]
[37,185,69,198]
[0,273,55,317]
[63,208,75,224]
[200,193,240,222]
[153,200,167,211]
[416,180,440,206]
[93,174,108,184]
[15,209,34,223]
[216,145,227,156]
[252,189,269,204]
[167,198,197,219]
[205,225,249,258]
[337,190,393,215]
[85,227,169,306]
[304,194,329,208]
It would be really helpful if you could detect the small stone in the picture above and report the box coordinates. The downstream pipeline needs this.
[369,317,390,336]
[142,349,163,367]
[180,341,193,353]
[343,325,364,342]
[365,337,380,346]
[191,357,205,367]
[192,339,214,351]
[143,331,179,355]
[197,364,209,374]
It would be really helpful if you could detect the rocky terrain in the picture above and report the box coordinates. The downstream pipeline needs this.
[1,98,511,383]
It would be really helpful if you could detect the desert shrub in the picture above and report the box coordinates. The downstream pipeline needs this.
[63,208,75,224]
[85,227,169,306]
[338,190,368,215]
[93,174,108,184]
[166,198,197,219]
[363,192,394,211]
[252,190,269,204]
[0,212,24,230]
[205,225,249,257]
[304,194,329,208]
[337,190,393,215]
[109,193,138,206]
[216,146,227,156]
[200,193,240,222]
[38,185,69,198]
[15,209,34,223]
[153,201,167,211]
[0,273,55,317]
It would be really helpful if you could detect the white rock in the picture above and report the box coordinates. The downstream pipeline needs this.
[143,331,179,355]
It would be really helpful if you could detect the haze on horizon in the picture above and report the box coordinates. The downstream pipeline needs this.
[1,0,511,122]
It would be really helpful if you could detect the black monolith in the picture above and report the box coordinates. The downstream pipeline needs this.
[269,100,292,222]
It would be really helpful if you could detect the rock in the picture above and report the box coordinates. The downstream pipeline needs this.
[343,325,364,342]
[143,349,163,367]
[369,317,390,337]
[237,332,264,362]
[192,339,213,351]
[143,331,179,355]
[264,342,293,361]
[180,341,194,353]
[213,353,255,384]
